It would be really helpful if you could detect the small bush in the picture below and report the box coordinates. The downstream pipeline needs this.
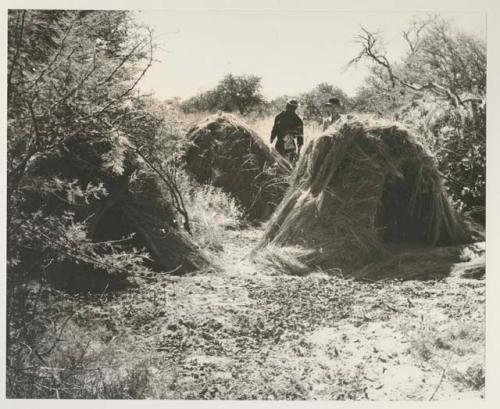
[177,171,244,252]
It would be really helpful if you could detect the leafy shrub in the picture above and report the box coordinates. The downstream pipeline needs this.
[6,10,190,396]
[399,97,485,222]
[7,10,161,281]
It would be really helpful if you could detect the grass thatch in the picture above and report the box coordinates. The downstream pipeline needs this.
[255,118,483,279]
[23,134,213,291]
[184,112,291,222]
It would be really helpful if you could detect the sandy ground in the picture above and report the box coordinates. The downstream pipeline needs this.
[74,226,484,400]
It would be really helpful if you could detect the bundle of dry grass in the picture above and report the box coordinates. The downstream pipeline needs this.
[184,113,291,222]
[256,119,483,279]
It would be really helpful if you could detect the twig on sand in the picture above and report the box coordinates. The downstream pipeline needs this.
[429,352,454,400]
[376,300,400,313]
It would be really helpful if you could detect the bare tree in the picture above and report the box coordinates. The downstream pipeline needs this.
[349,17,485,108]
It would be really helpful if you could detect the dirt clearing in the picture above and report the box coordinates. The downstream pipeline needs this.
[49,225,484,400]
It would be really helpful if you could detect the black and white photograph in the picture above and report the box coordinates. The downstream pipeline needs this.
[3,0,498,404]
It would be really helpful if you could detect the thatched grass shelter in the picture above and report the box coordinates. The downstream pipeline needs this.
[256,119,483,279]
[23,134,212,291]
[184,113,291,222]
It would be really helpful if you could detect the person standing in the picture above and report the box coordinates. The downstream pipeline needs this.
[270,99,304,162]
[322,97,342,131]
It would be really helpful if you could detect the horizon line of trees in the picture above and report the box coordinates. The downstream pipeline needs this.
[178,16,484,120]
[177,17,485,222]
[179,75,353,121]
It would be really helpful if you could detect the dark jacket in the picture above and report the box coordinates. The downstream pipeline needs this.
[270,111,304,150]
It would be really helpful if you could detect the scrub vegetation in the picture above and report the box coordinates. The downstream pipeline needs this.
[7,10,485,400]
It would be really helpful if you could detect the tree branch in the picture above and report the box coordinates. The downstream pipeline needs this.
[30,14,81,89]
[8,10,26,101]
[48,47,98,110]
[131,144,192,235]
[350,25,473,107]
[98,37,147,85]
[77,30,153,123]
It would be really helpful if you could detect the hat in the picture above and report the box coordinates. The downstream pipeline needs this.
[286,98,299,107]
[325,97,340,106]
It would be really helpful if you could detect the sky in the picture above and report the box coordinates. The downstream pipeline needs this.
[134,10,485,101]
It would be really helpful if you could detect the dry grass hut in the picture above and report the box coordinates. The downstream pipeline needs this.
[184,113,291,222]
[23,134,212,291]
[256,119,483,280]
